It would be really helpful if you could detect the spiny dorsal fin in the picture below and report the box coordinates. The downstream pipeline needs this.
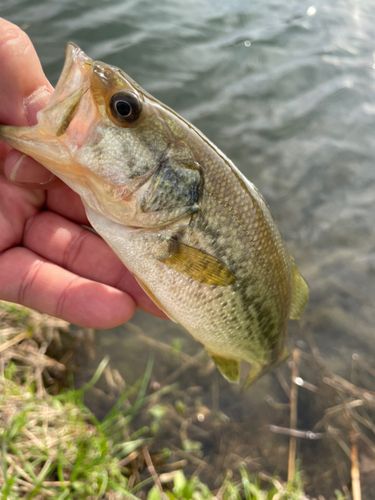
[289,260,309,320]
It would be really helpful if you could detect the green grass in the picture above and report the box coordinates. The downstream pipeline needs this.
[0,358,306,499]
[0,362,134,498]
[147,468,306,500]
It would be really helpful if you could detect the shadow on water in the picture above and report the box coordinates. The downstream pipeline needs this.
[3,0,375,496]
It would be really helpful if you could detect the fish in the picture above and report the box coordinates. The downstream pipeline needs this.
[0,43,309,385]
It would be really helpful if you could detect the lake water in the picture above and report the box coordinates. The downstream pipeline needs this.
[3,0,375,496]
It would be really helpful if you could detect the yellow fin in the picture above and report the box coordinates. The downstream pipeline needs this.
[243,348,290,389]
[289,261,309,320]
[210,354,240,383]
[243,362,265,388]
[161,242,235,286]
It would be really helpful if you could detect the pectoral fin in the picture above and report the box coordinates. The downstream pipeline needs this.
[160,242,235,286]
[289,260,309,320]
[210,354,240,383]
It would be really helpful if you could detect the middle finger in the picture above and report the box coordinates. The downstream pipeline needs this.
[23,210,164,317]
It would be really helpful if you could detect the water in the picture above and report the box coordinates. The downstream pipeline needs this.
[3,0,375,495]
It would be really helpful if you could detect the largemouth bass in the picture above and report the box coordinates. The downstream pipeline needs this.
[0,43,308,384]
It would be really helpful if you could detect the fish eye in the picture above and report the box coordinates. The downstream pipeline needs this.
[109,91,142,124]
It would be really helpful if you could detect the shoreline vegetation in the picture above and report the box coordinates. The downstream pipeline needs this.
[0,301,373,499]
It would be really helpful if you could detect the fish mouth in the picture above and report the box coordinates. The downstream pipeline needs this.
[0,43,95,175]
[54,42,92,101]
[36,41,94,133]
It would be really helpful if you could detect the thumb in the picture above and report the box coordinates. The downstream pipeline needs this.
[0,18,55,185]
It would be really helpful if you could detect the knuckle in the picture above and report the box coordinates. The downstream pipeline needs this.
[22,213,38,245]
[22,211,53,248]
[64,227,89,269]
[18,258,43,304]
[55,275,80,319]
[0,21,32,57]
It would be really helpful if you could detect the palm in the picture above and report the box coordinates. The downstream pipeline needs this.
[0,19,162,327]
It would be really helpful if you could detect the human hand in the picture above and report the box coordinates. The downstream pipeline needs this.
[0,18,164,328]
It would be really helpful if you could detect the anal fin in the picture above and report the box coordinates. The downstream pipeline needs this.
[244,362,264,388]
[244,347,289,388]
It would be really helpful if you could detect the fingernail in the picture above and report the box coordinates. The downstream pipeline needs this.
[24,85,53,125]
[5,151,55,185]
